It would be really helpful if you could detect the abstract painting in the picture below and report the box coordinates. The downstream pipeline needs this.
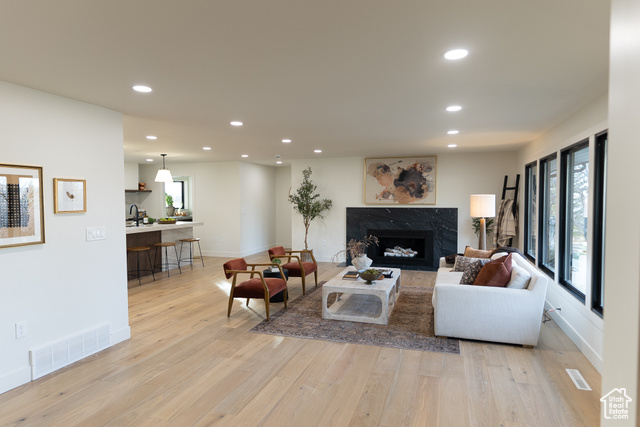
[364,156,437,205]
[0,164,45,248]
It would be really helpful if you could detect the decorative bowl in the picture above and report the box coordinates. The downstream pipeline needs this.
[358,269,383,284]
[158,219,177,224]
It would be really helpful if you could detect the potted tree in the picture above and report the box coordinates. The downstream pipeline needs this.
[288,167,333,250]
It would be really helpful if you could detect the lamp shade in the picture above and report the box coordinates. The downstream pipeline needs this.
[470,194,496,218]
[154,169,173,183]
[154,153,174,183]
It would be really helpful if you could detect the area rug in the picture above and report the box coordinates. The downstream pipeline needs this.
[250,281,460,354]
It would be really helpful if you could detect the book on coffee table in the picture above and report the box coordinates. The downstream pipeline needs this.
[342,270,359,280]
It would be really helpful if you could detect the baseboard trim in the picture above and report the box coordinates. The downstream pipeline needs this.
[110,326,131,345]
[545,300,603,373]
[0,366,31,395]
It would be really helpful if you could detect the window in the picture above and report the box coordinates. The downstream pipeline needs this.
[538,154,557,278]
[591,131,607,316]
[164,177,190,210]
[524,162,537,262]
[559,140,589,302]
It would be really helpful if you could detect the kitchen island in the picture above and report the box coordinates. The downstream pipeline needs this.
[126,221,204,282]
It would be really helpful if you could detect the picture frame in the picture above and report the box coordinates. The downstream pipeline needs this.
[0,164,45,249]
[54,178,86,213]
[364,156,437,205]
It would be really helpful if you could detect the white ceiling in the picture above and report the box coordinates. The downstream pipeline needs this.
[0,1,610,166]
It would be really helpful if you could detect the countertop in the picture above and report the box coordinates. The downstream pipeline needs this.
[125,221,203,234]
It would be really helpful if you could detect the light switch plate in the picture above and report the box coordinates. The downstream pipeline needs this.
[86,227,106,241]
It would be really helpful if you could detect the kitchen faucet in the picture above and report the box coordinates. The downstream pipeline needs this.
[129,204,139,226]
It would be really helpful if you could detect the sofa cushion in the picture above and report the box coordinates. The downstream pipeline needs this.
[507,263,532,289]
[435,268,464,285]
[463,246,493,259]
[453,256,491,284]
[473,254,513,287]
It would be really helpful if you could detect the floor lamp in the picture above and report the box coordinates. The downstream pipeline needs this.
[470,194,496,250]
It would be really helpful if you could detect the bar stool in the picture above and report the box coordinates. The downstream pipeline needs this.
[127,246,156,286]
[153,242,182,277]
[179,237,205,269]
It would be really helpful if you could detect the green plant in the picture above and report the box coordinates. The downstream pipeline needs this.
[165,193,174,207]
[288,167,333,249]
[472,217,495,236]
[272,258,282,265]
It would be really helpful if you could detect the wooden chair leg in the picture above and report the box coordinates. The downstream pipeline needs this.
[283,287,288,309]
[246,298,250,306]
[301,275,306,295]
[314,270,318,287]
[227,295,234,317]
[264,291,270,321]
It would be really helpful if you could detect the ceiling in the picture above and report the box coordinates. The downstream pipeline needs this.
[0,1,610,166]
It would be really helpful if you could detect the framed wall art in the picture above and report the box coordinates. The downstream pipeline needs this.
[0,164,45,248]
[54,178,86,213]
[364,156,437,205]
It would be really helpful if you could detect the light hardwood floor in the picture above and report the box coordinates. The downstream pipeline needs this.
[0,254,601,426]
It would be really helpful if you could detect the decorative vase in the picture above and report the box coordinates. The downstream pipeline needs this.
[352,254,372,272]
[166,206,175,216]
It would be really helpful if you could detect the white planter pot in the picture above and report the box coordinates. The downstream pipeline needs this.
[352,254,372,272]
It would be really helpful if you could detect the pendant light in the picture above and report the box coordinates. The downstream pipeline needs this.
[154,154,173,183]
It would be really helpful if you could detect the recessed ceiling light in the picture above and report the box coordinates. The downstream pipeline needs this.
[241,154,249,158]
[282,139,292,143]
[146,135,157,140]
[448,144,458,148]
[314,149,322,153]
[146,158,154,162]
[230,121,243,126]
[444,49,468,60]
[447,130,459,135]
[203,147,212,150]
[446,105,462,112]
[132,85,152,93]
[276,161,283,164]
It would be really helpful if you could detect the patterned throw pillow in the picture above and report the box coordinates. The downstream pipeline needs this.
[453,256,491,284]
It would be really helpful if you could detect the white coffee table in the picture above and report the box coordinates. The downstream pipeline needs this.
[322,267,402,325]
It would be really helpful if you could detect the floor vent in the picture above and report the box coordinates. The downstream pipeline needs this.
[566,368,591,391]
[30,324,110,380]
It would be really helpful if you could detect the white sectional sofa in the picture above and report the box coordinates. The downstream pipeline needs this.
[432,252,548,347]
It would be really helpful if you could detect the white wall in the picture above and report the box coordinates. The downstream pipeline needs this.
[239,162,276,255]
[139,161,276,258]
[0,81,129,393]
[515,94,608,373]
[602,0,640,424]
[123,162,138,190]
[289,152,518,262]
[275,166,292,248]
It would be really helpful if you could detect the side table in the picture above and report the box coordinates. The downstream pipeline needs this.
[263,268,289,302]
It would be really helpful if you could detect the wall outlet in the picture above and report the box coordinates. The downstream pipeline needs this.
[15,321,27,339]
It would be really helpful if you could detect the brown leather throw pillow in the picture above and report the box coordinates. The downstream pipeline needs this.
[473,254,513,287]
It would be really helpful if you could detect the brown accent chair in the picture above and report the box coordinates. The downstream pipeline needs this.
[223,258,288,321]
[268,246,318,295]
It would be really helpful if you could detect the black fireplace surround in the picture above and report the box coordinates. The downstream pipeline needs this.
[346,207,458,271]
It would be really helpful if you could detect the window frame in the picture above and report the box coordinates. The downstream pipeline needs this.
[591,131,607,317]
[538,153,558,279]
[558,139,589,303]
[524,161,537,263]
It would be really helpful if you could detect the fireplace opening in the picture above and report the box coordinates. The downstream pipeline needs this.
[366,229,434,267]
